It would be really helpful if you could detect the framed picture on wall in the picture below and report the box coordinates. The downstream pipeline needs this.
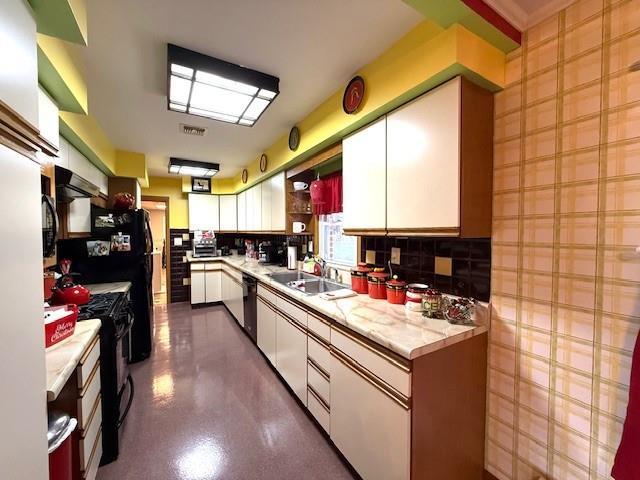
[191,176,211,193]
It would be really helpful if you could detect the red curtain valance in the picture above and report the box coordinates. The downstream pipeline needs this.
[310,172,342,215]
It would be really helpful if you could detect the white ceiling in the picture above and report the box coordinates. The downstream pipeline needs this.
[487,0,574,30]
[80,0,422,178]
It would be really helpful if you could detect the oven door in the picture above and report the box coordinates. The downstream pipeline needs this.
[115,303,135,429]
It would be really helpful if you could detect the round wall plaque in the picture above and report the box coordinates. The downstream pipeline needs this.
[288,126,300,151]
[241,169,248,184]
[260,153,268,172]
[343,76,365,114]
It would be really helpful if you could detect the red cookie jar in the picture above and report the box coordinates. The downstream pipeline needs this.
[367,270,389,300]
[350,263,372,294]
[386,276,407,305]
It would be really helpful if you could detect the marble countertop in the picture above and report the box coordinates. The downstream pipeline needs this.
[188,254,489,360]
[46,319,101,401]
[86,281,132,295]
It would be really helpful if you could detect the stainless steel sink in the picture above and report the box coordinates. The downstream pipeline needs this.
[269,271,346,295]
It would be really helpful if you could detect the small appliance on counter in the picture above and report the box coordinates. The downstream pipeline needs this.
[287,246,297,270]
[192,230,217,258]
[258,241,284,264]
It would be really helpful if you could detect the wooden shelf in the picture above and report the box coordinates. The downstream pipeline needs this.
[289,211,313,215]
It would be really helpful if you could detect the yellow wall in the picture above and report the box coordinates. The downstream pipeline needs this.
[141,177,188,229]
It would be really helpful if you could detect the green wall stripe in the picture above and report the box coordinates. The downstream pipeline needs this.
[37,46,86,114]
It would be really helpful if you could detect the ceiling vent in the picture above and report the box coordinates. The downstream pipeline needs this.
[180,124,207,136]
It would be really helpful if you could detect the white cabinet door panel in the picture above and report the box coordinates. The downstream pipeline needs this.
[275,314,307,406]
[342,117,386,231]
[330,351,411,480]
[237,191,246,231]
[248,185,261,230]
[257,298,276,365]
[270,172,286,231]
[261,178,272,231]
[219,195,237,232]
[188,193,219,231]
[386,78,461,230]
[191,269,205,304]
[205,270,221,303]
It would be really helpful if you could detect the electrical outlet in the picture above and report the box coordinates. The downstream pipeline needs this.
[391,247,401,265]
[365,250,376,264]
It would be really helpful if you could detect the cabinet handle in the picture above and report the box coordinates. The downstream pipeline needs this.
[257,295,277,312]
[330,347,411,411]
[332,323,411,373]
[308,385,330,412]
[307,327,330,348]
[280,312,307,334]
[308,357,330,381]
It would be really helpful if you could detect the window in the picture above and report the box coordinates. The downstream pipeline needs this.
[318,212,357,267]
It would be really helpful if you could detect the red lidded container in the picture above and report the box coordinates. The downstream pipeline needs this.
[367,270,389,300]
[405,283,430,311]
[386,276,407,304]
[350,262,372,294]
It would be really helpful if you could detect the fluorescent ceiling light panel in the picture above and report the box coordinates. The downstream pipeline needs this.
[168,158,220,177]
[167,44,279,126]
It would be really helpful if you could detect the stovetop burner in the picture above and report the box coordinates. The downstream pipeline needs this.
[78,292,124,321]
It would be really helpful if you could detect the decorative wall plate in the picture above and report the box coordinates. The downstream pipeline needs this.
[241,169,248,184]
[288,126,300,151]
[343,76,365,114]
[260,153,268,172]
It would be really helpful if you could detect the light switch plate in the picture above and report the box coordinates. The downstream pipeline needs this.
[365,250,376,264]
[173,237,183,247]
[391,247,401,265]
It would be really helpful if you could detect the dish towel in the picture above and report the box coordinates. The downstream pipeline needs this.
[612,329,640,479]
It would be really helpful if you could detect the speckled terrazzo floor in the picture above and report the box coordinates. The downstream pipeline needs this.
[97,302,355,480]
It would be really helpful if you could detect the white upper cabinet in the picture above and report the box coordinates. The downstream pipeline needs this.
[37,88,59,149]
[342,117,386,233]
[237,191,247,231]
[219,195,237,232]
[0,0,38,127]
[247,184,262,231]
[261,178,272,231]
[386,77,461,232]
[188,193,219,231]
[270,172,286,231]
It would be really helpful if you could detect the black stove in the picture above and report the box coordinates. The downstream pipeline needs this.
[77,290,134,465]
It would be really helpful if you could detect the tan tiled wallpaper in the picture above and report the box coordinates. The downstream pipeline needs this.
[488,0,640,478]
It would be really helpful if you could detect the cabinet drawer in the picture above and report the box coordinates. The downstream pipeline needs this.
[276,296,307,326]
[204,262,221,271]
[191,262,205,271]
[257,284,277,306]
[307,336,330,375]
[82,432,102,479]
[77,337,100,390]
[78,364,101,429]
[307,313,330,342]
[331,327,411,397]
[79,406,102,470]
[307,386,330,434]
[307,360,330,406]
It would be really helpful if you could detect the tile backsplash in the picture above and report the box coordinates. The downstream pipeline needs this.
[360,237,491,302]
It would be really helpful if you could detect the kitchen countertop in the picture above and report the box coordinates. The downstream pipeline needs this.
[187,254,489,360]
[86,281,132,295]
[46,319,101,401]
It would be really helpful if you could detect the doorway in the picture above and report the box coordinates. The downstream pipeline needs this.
[141,197,170,305]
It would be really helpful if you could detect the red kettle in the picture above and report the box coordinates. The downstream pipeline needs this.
[50,259,91,306]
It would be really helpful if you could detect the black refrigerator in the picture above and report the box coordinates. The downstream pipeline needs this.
[57,207,154,363]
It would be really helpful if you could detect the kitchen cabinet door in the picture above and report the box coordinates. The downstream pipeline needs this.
[191,268,206,304]
[270,172,286,231]
[222,270,231,306]
[219,195,237,232]
[247,185,261,231]
[233,280,245,327]
[237,191,247,231]
[342,117,386,233]
[205,270,221,303]
[257,298,276,365]
[386,77,461,233]
[188,193,220,232]
[275,313,307,406]
[261,178,272,231]
[330,350,411,480]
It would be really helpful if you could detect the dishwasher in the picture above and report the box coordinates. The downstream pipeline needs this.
[242,274,257,343]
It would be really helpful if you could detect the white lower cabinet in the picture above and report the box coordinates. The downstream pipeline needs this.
[204,267,221,303]
[191,263,221,304]
[257,298,276,365]
[275,313,307,406]
[190,265,206,304]
[330,349,411,480]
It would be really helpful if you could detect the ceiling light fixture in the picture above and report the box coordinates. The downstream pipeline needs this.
[168,158,219,177]
[167,44,279,127]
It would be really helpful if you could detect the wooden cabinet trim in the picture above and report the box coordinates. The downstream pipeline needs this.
[306,326,330,348]
[330,347,411,410]
[307,357,330,381]
[0,98,58,160]
[307,384,330,412]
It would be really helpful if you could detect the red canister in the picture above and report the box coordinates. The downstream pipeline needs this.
[367,270,389,299]
[386,276,407,304]
[350,262,372,294]
[406,283,430,311]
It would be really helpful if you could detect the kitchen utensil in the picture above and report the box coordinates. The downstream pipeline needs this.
[386,275,407,304]
[293,221,307,233]
[350,262,372,294]
[293,181,308,191]
[44,304,78,348]
[367,270,389,299]
[319,289,358,301]
[51,260,91,306]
